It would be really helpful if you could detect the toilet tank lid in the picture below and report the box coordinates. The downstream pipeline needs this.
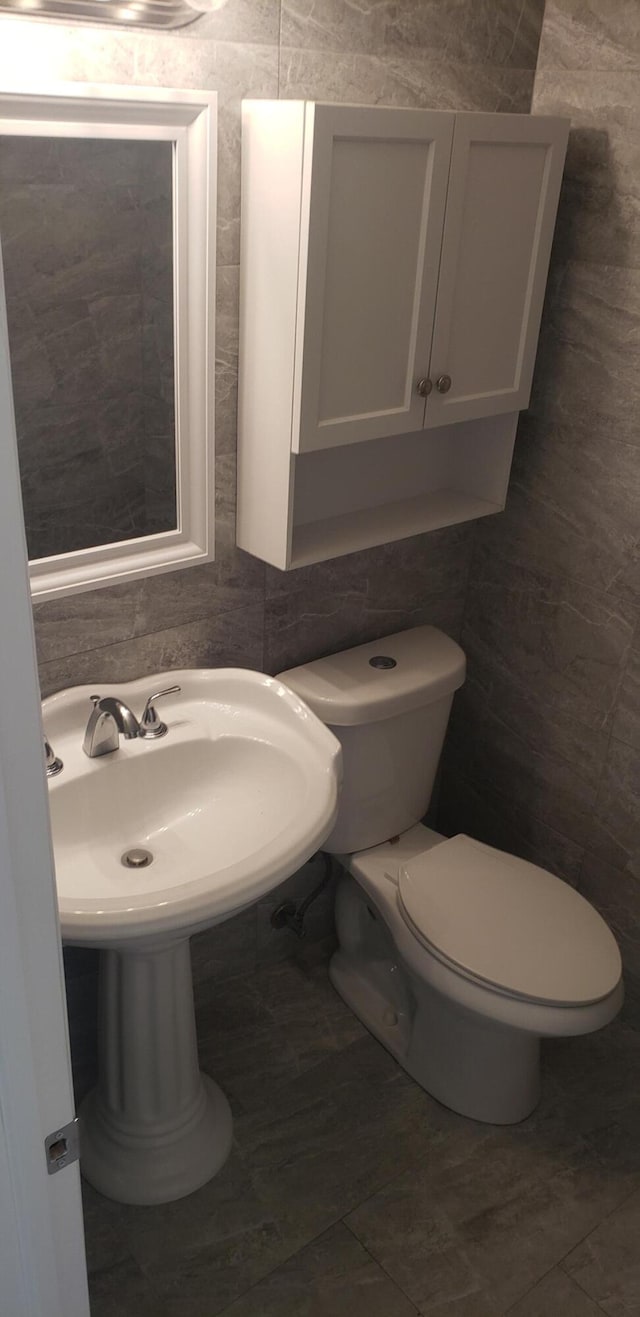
[276,626,465,726]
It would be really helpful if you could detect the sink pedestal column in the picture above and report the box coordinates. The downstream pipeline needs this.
[79,936,232,1205]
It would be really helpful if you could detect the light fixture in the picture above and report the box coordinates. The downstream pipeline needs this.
[0,0,207,28]
[182,0,227,10]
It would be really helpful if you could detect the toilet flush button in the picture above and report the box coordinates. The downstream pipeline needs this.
[369,656,397,670]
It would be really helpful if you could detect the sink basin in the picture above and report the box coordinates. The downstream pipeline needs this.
[44,668,340,943]
[43,669,341,1205]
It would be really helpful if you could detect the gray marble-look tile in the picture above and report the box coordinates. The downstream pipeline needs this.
[21,456,146,560]
[281,0,390,56]
[582,1096,640,1189]
[460,557,635,734]
[264,584,465,676]
[175,0,281,46]
[216,264,239,457]
[0,135,156,189]
[279,47,534,114]
[563,1186,640,1313]
[545,1019,640,1157]
[12,291,142,411]
[532,72,640,271]
[197,956,365,1118]
[529,260,640,438]
[218,1220,419,1316]
[263,525,473,673]
[215,529,267,619]
[113,1147,294,1317]
[582,842,640,979]
[34,579,148,666]
[444,666,610,852]
[265,523,473,602]
[80,1183,130,1278]
[34,542,265,668]
[579,852,640,1028]
[473,413,640,606]
[506,1266,603,1316]
[137,545,264,634]
[0,30,276,271]
[1,187,143,319]
[132,38,279,267]
[264,579,392,673]
[612,630,640,752]
[588,735,640,880]
[196,973,303,1117]
[37,603,264,696]
[88,1254,169,1317]
[15,394,144,484]
[282,0,544,68]
[346,1117,630,1316]
[536,0,640,72]
[212,42,280,268]
[437,766,585,886]
[236,1034,454,1246]
[382,0,545,70]
[249,955,365,1066]
[63,963,98,1039]
[190,906,257,988]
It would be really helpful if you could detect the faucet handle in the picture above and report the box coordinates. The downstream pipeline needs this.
[44,734,63,779]
[139,686,181,740]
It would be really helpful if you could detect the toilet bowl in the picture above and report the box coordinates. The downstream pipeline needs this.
[333,823,622,1123]
[278,626,623,1125]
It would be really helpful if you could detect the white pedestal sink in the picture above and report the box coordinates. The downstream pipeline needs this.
[43,670,341,1205]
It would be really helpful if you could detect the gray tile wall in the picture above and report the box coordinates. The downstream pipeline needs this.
[0,137,176,556]
[0,0,543,1096]
[439,0,640,1018]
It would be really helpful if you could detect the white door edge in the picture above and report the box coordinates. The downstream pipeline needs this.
[0,250,90,1314]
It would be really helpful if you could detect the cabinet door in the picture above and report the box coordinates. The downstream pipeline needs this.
[425,112,569,429]
[293,105,454,454]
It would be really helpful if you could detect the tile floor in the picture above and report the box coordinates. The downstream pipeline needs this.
[83,952,640,1316]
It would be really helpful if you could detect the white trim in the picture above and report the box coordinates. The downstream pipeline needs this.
[0,250,89,1313]
[0,81,217,600]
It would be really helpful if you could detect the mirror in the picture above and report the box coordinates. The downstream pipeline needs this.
[0,82,216,599]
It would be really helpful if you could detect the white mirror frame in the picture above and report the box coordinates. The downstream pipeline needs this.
[0,81,216,600]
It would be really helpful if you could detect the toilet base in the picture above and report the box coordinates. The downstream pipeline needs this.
[330,943,540,1126]
[406,974,541,1124]
[330,948,539,1122]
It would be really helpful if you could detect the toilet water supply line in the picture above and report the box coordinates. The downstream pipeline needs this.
[270,852,333,938]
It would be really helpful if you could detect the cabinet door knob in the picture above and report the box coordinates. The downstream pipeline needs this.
[436,374,452,394]
[416,377,432,398]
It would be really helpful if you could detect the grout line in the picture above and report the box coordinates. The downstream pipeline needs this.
[37,595,260,673]
[504,1256,560,1314]
[277,0,283,94]
[564,1264,614,1315]
[342,1219,421,1314]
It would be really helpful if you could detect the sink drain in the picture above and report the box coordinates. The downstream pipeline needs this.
[121,847,154,869]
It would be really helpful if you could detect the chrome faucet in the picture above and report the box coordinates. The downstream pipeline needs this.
[82,686,181,758]
[83,695,140,758]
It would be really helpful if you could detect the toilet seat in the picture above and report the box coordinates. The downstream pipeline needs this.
[398,835,622,1008]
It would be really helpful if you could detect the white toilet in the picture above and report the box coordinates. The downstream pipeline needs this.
[278,625,623,1124]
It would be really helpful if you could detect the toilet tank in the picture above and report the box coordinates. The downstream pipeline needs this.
[277,626,465,854]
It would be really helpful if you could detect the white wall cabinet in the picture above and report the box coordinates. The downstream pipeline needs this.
[238,101,568,570]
